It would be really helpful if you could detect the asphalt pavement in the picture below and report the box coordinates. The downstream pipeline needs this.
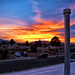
[2,62,75,75]
[0,56,64,73]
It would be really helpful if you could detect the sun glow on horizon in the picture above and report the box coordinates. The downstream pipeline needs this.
[0,17,75,43]
[0,0,75,43]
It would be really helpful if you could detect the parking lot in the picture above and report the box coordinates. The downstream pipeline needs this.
[7,52,64,61]
[9,53,57,60]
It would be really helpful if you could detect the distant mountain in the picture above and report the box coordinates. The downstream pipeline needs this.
[0,39,10,43]
[41,41,50,44]
[31,41,50,44]
[5,40,10,43]
[70,43,75,45]
[60,42,75,45]
[0,39,4,43]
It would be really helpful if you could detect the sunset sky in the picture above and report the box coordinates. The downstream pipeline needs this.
[0,0,75,43]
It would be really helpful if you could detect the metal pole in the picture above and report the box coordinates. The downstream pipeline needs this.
[63,9,71,75]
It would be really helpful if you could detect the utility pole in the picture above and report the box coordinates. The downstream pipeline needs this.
[63,8,71,75]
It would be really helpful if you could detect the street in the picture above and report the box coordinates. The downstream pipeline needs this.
[2,62,75,75]
[0,56,64,73]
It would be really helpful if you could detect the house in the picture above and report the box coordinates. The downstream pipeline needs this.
[37,47,49,53]
[1,45,9,48]
[8,44,30,54]
[37,45,64,53]
[48,45,64,53]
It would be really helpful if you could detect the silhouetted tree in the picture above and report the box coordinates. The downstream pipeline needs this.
[30,44,37,52]
[43,43,47,47]
[34,40,42,47]
[24,41,29,46]
[0,43,2,46]
[9,39,15,45]
[1,50,8,59]
[1,41,6,44]
[30,40,42,52]
[17,43,21,46]
[50,36,61,46]
[0,48,8,59]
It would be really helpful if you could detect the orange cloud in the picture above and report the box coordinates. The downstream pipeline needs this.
[0,9,75,43]
[70,38,75,43]
[0,17,64,42]
[0,16,75,43]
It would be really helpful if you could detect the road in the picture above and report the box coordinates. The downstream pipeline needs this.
[0,56,64,73]
[2,62,75,75]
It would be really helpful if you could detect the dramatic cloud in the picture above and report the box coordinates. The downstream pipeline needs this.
[0,17,75,43]
[0,0,75,43]
[0,17,65,42]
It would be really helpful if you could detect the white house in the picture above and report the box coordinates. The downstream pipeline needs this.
[37,47,49,53]
[37,45,64,53]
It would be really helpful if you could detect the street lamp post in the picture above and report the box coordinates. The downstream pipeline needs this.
[63,8,71,75]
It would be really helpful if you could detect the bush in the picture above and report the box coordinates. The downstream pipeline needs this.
[0,48,8,59]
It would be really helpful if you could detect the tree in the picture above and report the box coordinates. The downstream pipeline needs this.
[1,50,8,59]
[24,41,29,46]
[30,44,37,52]
[30,40,42,52]
[34,40,42,47]
[0,48,8,59]
[0,43,2,46]
[1,41,6,44]
[17,43,21,46]
[9,39,15,45]
[50,36,61,46]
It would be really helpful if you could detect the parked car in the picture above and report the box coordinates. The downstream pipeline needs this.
[14,52,21,57]
[37,53,48,59]
[22,52,28,56]
[49,51,56,55]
